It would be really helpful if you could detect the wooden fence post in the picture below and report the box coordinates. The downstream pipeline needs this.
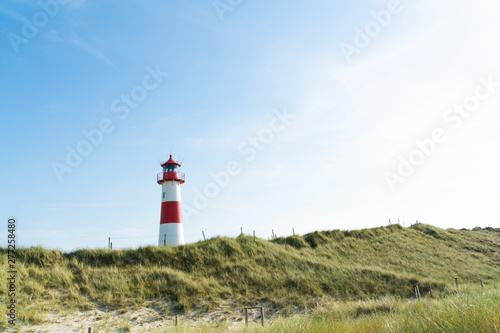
[244,307,264,327]
[284,238,287,250]
[202,231,206,241]
[480,280,484,289]
[455,277,459,287]
[108,237,110,249]
[253,230,255,243]
[292,228,295,236]
[429,285,433,298]
[88,327,92,333]
[164,233,166,246]
[175,315,178,326]
[110,242,112,250]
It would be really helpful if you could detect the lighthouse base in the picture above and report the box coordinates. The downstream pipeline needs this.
[158,223,185,247]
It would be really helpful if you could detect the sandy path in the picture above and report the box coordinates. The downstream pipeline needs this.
[18,302,274,332]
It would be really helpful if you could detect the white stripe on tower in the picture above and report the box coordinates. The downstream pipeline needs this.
[157,155,185,246]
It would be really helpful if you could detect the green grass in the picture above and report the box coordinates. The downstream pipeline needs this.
[1,223,499,330]
[150,285,500,332]
[234,285,500,333]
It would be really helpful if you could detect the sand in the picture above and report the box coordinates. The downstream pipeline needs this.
[18,301,275,332]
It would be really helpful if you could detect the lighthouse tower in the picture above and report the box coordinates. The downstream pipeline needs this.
[157,155,185,246]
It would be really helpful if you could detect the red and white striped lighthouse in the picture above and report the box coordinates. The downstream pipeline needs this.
[157,155,185,246]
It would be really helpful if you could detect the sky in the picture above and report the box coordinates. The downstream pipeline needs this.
[1,0,499,251]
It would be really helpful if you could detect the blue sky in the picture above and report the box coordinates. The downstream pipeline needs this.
[1,0,500,251]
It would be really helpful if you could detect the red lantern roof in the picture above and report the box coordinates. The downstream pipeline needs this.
[161,154,181,167]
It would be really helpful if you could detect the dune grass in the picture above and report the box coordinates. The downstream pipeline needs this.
[152,285,500,332]
[0,223,499,330]
[238,285,500,333]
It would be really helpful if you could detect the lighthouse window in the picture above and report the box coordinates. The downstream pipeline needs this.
[162,192,165,198]
[165,165,176,172]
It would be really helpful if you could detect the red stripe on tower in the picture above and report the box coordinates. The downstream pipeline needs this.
[160,201,182,223]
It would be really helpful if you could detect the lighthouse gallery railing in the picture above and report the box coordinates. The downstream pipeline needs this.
[157,172,185,182]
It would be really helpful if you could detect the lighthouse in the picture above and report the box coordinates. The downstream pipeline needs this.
[157,155,185,246]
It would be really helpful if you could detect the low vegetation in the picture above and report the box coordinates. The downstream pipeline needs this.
[153,285,500,332]
[1,223,499,330]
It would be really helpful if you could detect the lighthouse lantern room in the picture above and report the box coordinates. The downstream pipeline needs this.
[157,155,185,246]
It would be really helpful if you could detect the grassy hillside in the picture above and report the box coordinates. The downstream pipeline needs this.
[244,285,500,333]
[153,286,500,332]
[1,223,500,327]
